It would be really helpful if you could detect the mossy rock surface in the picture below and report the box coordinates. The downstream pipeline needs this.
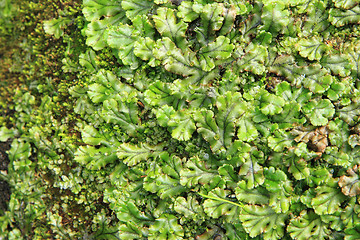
[2,0,360,239]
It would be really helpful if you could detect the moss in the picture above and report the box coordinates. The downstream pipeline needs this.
[0,0,112,238]
[2,0,360,238]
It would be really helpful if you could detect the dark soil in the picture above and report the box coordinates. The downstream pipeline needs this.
[0,140,11,212]
[0,140,10,170]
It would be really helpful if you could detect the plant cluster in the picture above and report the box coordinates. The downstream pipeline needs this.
[2,0,360,239]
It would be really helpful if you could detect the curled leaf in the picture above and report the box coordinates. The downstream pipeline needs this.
[339,165,360,197]
[303,99,335,126]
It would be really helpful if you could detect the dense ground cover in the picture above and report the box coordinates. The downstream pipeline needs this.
[1,0,360,239]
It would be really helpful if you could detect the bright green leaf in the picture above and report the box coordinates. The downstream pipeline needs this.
[180,156,223,189]
[341,199,360,229]
[303,99,335,126]
[268,130,294,152]
[258,89,285,116]
[83,0,123,21]
[218,164,240,189]
[202,188,242,223]
[296,36,327,61]
[144,174,186,199]
[321,54,351,77]
[117,143,164,166]
[336,102,360,126]
[79,49,99,73]
[74,145,117,170]
[177,1,199,22]
[148,214,184,240]
[288,157,311,180]
[195,3,224,45]
[174,196,205,221]
[261,2,290,34]
[323,146,351,168]
[88,70,133,104]
[329,6,360,27]
[235,181,269,205]
[235,43,268,75]
[168,110,196,141]
[198,36,234,71]
[240,204,288,239]
[237,114,259,142]
[288,210,330,240]
[239,154,265,189]
[43,17,72,38]
[195,92,245,152]
[153,7,188,49]
[101,98,139,136]
[107,24,140,68]
[134,37,159,67]
[84,14,125,50]
[311,178,347,215]
[333,0,359,9]
[0,127,15,142]
[118,222,148,239]
[121,0,153,21]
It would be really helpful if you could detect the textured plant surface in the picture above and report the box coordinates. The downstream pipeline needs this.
[1,0,360,239]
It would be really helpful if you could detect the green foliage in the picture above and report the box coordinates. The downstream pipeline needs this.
[174,195,205,221]
[303,99,335,126]
[329,6,360,27]
[43,17,72,38]
[2,0,360,238]
[149,214,184,240]
[240,204,288,239]
[235,43,268,75]
[288,210,330,240]
[0,126,15,141]
[194,92,245,153]
[296,36,328,61]
[261,2,289,34]
[201,188,242,222]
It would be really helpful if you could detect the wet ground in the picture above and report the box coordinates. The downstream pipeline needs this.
[0,140,11,212]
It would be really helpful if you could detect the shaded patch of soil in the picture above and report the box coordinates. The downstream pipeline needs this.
[0,140,11,212]
[0,180,11,212]
[0,140,10,170]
